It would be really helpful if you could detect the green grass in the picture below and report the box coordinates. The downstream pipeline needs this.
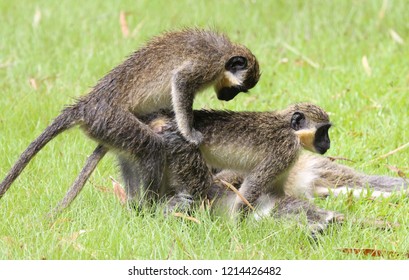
[1,0,409,259]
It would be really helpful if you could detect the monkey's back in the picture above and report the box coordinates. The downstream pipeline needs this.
[143,109,300,172]
[193,110,295,146]
[195,110,300,172]
[86,29,236,113]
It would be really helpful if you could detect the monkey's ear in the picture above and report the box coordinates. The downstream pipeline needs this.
[225,56,248,72]
[291,112,305,130]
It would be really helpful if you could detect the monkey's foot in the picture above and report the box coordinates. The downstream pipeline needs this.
[308,211,344,239]
[164,192,194,215]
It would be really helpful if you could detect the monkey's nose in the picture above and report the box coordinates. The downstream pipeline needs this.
[316,142,330,154]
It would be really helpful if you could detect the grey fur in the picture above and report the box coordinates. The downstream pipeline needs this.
[0,28,260,202]
[210,185,342,235]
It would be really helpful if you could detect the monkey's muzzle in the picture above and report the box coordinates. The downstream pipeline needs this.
[217,86,246,101]
[313,124,331,154]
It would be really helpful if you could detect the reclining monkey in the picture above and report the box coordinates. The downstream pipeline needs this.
[123,103,408,230]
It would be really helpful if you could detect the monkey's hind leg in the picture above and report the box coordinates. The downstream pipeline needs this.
[82,101,166,195]
[117,155,167,210]
[276,197,343,235]
[162,131,214,214]
[255,195,343,237]
[51,144,108,215]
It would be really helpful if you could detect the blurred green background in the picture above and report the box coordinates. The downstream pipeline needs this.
[0,0,408,259]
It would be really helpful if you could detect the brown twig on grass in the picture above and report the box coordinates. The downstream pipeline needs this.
[369,142,409,162]
[172,212,201,224]
[281,42,320,69]
[119,11,129,38]
[219,179,255,211]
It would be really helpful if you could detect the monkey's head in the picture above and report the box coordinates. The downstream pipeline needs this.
[215,47,261,101]
[287,103,331,154]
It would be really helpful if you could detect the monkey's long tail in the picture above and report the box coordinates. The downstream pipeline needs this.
[0,108,78,198]
[363,175,409,192]
[51,144,108,215]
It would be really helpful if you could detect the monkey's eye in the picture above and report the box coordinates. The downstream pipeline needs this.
[225,56,248,72]
[291,112,305,131]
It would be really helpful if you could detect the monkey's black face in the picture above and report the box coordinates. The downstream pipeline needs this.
[241,63,260,91]
[313,124,331,154]
[217,86,247,101]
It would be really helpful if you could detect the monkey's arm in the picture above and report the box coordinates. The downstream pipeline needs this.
[232,156,292,214]
[212,170,243,190]
[170,65,205,145]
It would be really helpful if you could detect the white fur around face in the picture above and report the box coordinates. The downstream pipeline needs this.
[223,70,244,87]
[294,129,317,153]
[214,70,246,92]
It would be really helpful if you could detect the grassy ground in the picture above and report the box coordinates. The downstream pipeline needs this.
[1,0,408,259]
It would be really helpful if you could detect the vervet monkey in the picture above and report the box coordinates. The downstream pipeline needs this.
[0,28,260,202]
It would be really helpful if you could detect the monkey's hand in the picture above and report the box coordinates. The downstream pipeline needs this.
[183,128,204,145]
